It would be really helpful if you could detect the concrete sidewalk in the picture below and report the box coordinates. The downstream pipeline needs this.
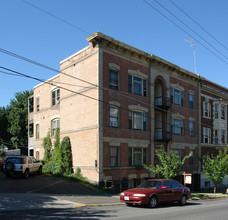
[52,194,122,207]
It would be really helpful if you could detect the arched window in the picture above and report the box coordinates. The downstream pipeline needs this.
[51,118,60,137]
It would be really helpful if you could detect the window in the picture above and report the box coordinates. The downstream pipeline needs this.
[221,105,225,119]
[203,101,211,118]
[36,124,39,139]
[214,130,218,144]
[221,130,225,144]
[171,88,184,106]
[189,121,194,136]
[189,93,194,109]
[51,118,60,137]
[36,151,40,161]
[163,181,171,188]
[214,104,218,119]
[129,111,147,131]
[172,149,185,161]
[36,96,40,112]
[110,147,119,167]
[109,107,119,127]
[52,89,60,106]
[128,75,147,97]
[109,69,118,90]
[203,127,211,144]
[171,180,182,188]
[129,147,147,167]
[189,150,195,165]
[171,118,184,135]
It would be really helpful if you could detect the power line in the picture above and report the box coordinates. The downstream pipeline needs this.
[143,0,228,65]
[1,65,225,140]
[169,0,228,52]
[152,0,228,61]
[22,0,91,35]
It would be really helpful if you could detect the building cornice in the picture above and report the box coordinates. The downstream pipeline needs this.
[87,32,200,83]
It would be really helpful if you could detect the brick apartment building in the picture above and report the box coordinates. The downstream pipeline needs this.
[28,32,228,191]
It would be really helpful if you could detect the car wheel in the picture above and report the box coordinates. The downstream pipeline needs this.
[5,162,14,172]
[149,196,158,208]
[179,195,187,206]
[24,169,29,179]
[38,166,42,175]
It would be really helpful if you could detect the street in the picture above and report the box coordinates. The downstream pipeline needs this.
[0,197,228,219]
[1,171,228,219]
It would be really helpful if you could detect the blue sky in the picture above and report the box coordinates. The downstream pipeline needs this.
[1,0,228,107]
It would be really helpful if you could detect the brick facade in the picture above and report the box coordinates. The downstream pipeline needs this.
[28,32,228,191]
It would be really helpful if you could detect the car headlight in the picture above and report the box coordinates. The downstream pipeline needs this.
[120,193,124,196]
[133,194,146,197]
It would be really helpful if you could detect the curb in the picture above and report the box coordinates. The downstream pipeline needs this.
[75,202,123,208]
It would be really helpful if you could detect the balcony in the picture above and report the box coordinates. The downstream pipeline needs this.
[154,97,171,110]
[154,129,171,141]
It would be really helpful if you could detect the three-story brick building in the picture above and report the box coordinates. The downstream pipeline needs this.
[28,32,228,191]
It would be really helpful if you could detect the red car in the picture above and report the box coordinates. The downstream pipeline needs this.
[120,179,191,208]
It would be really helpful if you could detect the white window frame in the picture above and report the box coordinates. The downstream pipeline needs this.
[203,127,211,144]
[52,88,60,106]
[109,106,119,127]
[203,101,211,118]
[51,118,60,137]
[36,123,40,139]
[171,118,184,135]
[128,75,147,97]
[129,110,147,131]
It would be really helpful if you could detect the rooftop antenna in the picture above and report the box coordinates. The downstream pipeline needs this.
[185,39,197,75]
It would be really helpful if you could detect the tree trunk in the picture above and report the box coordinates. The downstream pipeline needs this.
[214,185,217,193]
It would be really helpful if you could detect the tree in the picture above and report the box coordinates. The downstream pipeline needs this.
[60,136,72,175]
[144,150,191,179]
[0,107,11,144]
[7,90,33,153]
[202,148,228,193]
[42,131,52,163]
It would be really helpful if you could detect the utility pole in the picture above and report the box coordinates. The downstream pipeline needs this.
[185,39,197,75]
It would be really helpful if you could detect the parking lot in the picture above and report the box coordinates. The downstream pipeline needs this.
[0,171,97,194]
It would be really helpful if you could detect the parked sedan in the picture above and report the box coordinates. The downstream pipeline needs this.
[120,179,191,208]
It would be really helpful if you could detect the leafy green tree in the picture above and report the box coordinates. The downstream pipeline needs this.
[202,149,228,193]
[42,131,52,163]
[60,136,72,175]
[7,90,33,153]
[0,107,11,144]
[144,150,191,179]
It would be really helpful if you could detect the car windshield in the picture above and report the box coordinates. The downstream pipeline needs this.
[5,157,24,164]
[139,180,162,189]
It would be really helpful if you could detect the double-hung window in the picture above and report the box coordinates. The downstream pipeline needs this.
[214,104,218,119]
[36,96,40,112]
[36,124,40,139]
[129,110,147,131]
[189,121,194,136]
[221,105,225,119]
[51,118,60,137]
[52,89,60,106]
[171,88,184,106]
[221,130,225,144]
[110,147,119,167]
[109,107,119,127]
[172,149,184,161]
[128,147,147,167]
[189,93,194,109]
[109,69,118,90]
[203,101,211,118]
[214,129,218,144]
[171,118,184,135]
[203,127,211,144]
[128,75,147,97]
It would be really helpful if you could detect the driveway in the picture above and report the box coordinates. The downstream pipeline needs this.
[0,171,98,194]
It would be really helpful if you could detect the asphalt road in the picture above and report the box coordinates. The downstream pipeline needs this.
[1,198,228,220]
